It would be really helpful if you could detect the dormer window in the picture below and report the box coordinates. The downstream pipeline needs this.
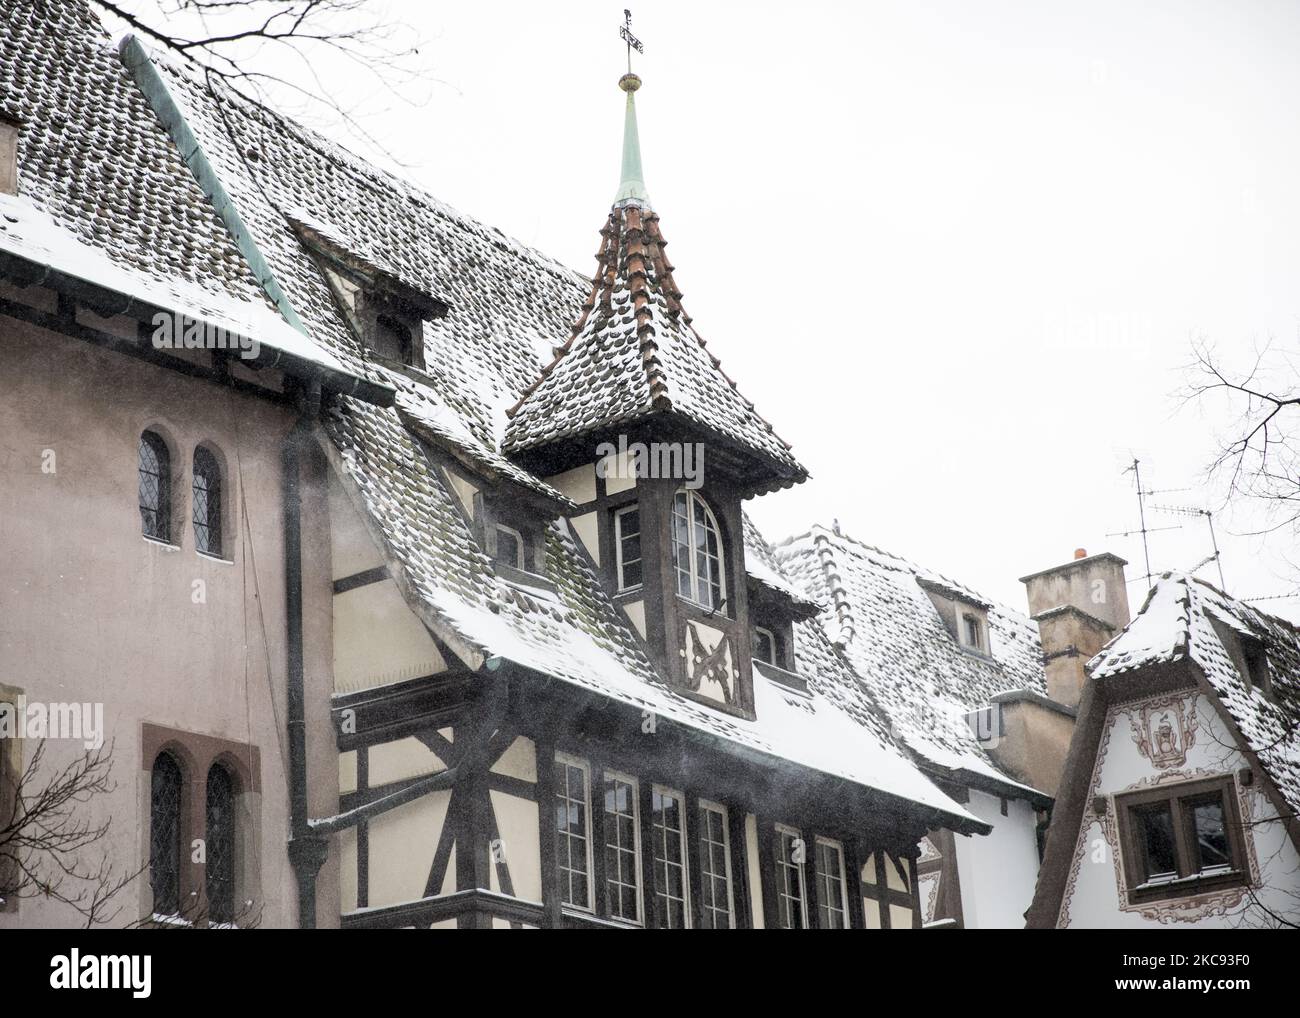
[961,613,983,653]
[371,313,415,366]
[614,505,642,591]
[752,626,776,666]
[493,524,525,570]
[1210,615,1274,698]
[1242,637,1272,696]
[672,490,725,612]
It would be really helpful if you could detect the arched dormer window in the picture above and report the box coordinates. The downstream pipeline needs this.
[149,752,183,917]
[672,489,725,612]
[192,446,223,556]
[205,763,236,924]
[139,430,171,542]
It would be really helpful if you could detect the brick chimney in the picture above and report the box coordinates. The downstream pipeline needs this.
[1019,550,1130,708]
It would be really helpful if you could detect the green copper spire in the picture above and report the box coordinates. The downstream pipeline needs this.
[614,73,651,208]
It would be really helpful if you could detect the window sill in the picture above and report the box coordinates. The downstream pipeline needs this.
[1129,868,1246,903]
[675,594,730,621]
[562,906,643,930]
[142,535,181,553]
[197,550,234,566]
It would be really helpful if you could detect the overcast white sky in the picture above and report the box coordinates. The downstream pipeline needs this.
[121,0,1300,620]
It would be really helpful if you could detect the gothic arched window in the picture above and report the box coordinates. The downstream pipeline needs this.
[672,490,726,611]
[192,446,223,556]
[139,431,171,542]
[205,763,236,924]
[149,752,183,916]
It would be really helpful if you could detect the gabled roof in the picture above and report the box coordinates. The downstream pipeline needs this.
[0,2,978,829]
[775,524,1049,799]
[502,80,806,496]
[1089,573,1300,817]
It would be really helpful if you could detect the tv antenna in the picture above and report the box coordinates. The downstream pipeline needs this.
[1105,458,1172,589]
[1150,503,1226,590]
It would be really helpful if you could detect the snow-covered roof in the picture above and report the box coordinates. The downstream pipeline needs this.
[1089,573,1300,817]
[774,525,1050,798]
[0,3,979,827]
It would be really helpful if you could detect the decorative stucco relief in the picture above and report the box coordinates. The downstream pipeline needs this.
[1129,694,1198,769]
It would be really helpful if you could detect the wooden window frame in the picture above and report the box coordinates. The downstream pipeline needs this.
[1114,774,1248,903]
[613,504,643,593]
[697,799,735,929]
[752,626,776,666]
[554,752,595,913]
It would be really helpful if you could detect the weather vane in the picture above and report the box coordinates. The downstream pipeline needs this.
[620,9,644,75]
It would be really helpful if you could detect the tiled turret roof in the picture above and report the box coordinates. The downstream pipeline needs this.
[503,79,806,495]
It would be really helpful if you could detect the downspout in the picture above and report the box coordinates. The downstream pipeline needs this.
[284,379,327,928]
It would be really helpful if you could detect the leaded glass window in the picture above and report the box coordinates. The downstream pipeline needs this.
[650,787,688,928]
[139,431,171,542]
[205,764,235,924]
[149,752,183,916]
[192,446,223,556]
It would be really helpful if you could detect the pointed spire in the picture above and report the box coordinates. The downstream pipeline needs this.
[614,73,651,209]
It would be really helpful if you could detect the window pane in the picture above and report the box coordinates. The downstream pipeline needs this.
[205,764,235,924]
[816,841,847,929]
[149,753,182,916]
[193,446,222,556]
[495,527,522,569]
[752,628,774,665]
[139,432,170,542]
[775,829,806,929]
[673,494,692,598]
[617,507,642,589]
[1190,797,1231,872]
[1134,802,1178,882]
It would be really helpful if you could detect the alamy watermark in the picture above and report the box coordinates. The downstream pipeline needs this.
[151,311,259,359]
[0,696,104,749]
[596,434,704,489]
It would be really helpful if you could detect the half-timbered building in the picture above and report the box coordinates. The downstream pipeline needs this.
[0,1,1011,929]
[1027,573,1300,928]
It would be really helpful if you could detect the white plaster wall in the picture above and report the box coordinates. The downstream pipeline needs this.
[952,789,1041,928]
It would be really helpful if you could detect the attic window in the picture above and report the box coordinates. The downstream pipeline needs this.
[0,112,19,195]
[1241,637,1272,697]
[752,627,776,666]
[961,612,984,653]
[1209,616,1274,699]
[371,313,415,366]
[494,524,524,570]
